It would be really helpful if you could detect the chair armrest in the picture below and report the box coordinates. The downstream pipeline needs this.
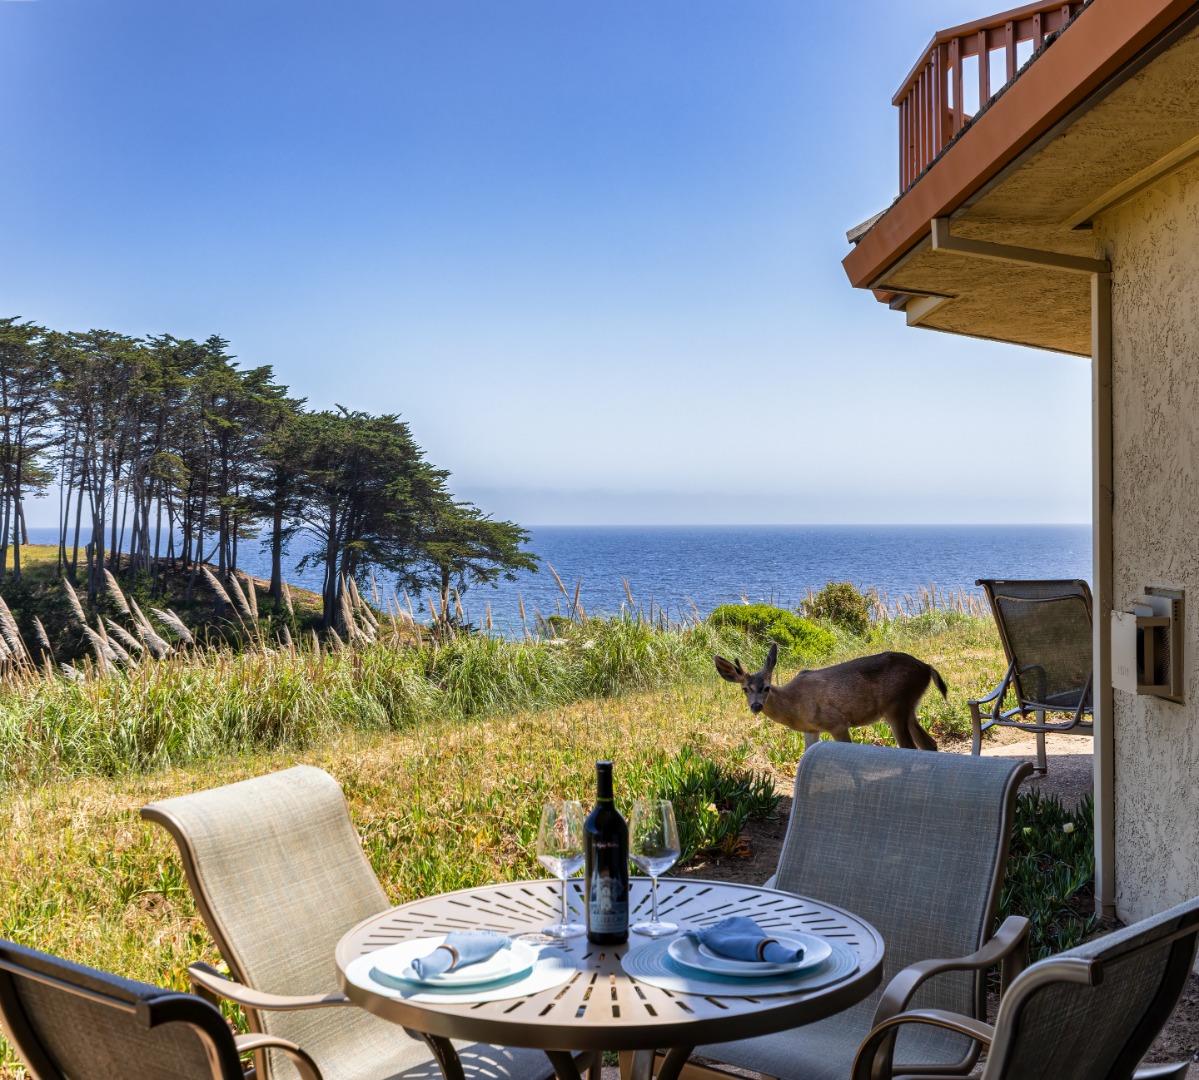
[1133,1066,1190,1080]
[873,916,1030,1028]
[236,1032,323,1080]
[852,1009,994,1080]
[190,963,352,1012]
[969,663,1015,709]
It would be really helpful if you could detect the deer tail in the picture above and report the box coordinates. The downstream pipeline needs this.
[928,665,948,699]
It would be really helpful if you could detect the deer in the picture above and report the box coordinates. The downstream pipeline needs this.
[714,643,945,750]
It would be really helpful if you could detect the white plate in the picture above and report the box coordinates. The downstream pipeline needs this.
[668,931,832,978]
[370,936,537,988]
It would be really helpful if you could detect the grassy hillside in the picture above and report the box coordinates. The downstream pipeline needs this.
[7,545,323,616]
[0,592,1008,1075]
[0,543,329,665]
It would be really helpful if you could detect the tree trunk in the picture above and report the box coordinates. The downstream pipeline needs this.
[11,463,24,579]
[321,505,339,629]
[0,486,9,579]
[269,499,284,606]
[70,474,85,583]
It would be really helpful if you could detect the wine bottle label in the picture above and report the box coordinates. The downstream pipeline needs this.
[588,866,628,933]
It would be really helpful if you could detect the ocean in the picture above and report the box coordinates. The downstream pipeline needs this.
[26,523,1091,635]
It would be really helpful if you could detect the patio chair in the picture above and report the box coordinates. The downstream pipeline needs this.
[688,742,1032,1080]
[969,579,1094,774]
[0,936,320,1079]
[143,765,594,1080]
[853,894,1199,1080]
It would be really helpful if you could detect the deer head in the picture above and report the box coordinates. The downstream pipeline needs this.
[714,643,778,714]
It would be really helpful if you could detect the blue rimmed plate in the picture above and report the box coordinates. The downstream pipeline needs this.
[668,931,831,978]
[369,937,537,989]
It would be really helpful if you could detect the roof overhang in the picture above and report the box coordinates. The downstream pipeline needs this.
[843,0,1199,293]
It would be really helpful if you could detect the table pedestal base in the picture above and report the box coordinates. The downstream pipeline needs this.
[618,1047,695,1080]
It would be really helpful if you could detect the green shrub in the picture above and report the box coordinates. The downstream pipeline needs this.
[1000,792,1097,959]
[707,604,835,664]
[802,582,872,638]
[543,614,573,638]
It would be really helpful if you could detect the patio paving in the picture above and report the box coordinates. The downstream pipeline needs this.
[952,729,1096,808]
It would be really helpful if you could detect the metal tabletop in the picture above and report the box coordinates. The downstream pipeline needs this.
[336,877,884,1080]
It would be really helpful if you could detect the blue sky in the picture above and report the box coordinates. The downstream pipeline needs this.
[2,0,1091,527]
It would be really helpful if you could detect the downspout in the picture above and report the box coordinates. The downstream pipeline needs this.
[929,217,1116,917]
[1092,269,1115,919]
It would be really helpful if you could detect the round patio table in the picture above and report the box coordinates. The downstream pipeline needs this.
[336,877,884,1080]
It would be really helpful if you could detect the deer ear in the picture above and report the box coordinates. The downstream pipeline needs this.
[763,643,779,677]
[714,656,744,684]
[734,658,745,674]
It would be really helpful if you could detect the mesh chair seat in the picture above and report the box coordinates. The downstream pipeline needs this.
[260,1001,561,1080]
[853,897,1199,1079]
[982,897,1199,1079]
[0,938,244,1080]
[143,767,565,1080]
[698,744,1029,1080]
[970,580,1094,771]
[1026,687,1093,712]
[999,594,1092,710]
[698,995,968,1080]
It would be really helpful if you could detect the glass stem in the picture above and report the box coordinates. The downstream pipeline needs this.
[560,877,568,926]
[651,875,659,924]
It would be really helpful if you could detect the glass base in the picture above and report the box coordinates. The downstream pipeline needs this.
[542,921,586,939]
[632,919,679,938]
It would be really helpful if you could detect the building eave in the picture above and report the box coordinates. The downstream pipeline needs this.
[843,0,1199,292]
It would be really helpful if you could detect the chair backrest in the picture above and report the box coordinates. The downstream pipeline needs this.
[142,766,389,1071]
[984,896,1199,1079]
[978,579,1093,713]
[0,938,243,1080]
[773,743,1029,1060]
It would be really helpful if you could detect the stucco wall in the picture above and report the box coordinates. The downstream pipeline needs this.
[1097,156,1199,922]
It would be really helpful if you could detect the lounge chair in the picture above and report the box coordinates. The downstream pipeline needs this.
[143,765,593,1080]
[853,894,1199,1079]
[969,578,1094,774]
[0,936,320,1078]
[687,742,1032,1080]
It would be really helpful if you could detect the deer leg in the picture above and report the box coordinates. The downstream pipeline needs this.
[831,726,853,743]
[909,712,939,752]
[885,711,916,749]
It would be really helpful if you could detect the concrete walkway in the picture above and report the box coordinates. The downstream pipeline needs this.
[950,729,1096,807]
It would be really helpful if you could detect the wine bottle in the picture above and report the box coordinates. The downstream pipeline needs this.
[584,760,629,944]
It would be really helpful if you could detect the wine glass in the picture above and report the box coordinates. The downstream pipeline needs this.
[629,799,681,937]
[536,800,586,939]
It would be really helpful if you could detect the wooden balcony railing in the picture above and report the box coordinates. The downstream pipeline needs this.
[894,0,1087,191]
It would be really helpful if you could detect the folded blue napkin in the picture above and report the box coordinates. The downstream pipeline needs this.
[405,931,512,980]
[685,917,804,965]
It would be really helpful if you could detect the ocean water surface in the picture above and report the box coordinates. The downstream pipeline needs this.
[28,523,1091,634]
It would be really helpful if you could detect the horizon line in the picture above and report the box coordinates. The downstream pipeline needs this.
[518,521,1093,529]
[21,520,1093,532]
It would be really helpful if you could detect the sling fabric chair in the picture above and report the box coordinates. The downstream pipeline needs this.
[143,766,594,1080]
[0,937,320,1079]
[687,743,1032,1080]
[969,578,1094,774]
[853,894,1199,1080]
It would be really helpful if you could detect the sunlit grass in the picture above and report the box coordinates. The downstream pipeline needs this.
[0,610,1009,1075]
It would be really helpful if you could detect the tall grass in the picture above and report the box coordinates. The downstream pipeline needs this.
[0,616,843,784]
[1,566,1011,785]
